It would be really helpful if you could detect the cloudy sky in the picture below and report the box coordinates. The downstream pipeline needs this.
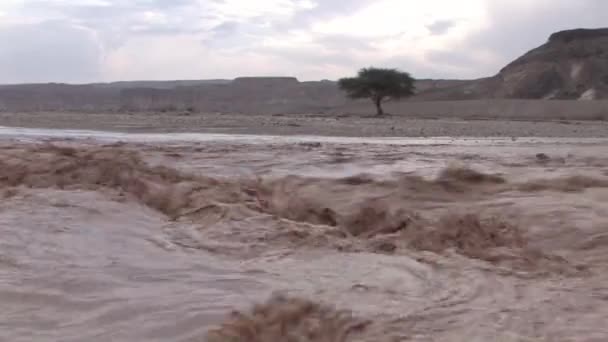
[0,0,606,83]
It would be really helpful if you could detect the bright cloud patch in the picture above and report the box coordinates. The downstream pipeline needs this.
[0,0,606,83]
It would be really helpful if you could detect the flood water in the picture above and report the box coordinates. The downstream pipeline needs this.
[1,127,608,341]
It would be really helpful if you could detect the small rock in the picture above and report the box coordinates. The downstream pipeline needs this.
[536,153,550,162]
[371,241,397,254]
[298,142,322,148]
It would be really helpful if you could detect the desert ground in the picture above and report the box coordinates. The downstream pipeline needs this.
[1,110,608,137]
[1,113,608,341]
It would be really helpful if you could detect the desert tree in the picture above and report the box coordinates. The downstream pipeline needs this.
[338,67,415,116]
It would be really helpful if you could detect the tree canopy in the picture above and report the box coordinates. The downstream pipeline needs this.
[338,67,415,116]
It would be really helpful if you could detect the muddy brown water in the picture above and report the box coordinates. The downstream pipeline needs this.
[1,129,608,341]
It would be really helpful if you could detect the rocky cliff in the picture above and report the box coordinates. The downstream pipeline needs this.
[494,28,608,99]
[420,28,608,100]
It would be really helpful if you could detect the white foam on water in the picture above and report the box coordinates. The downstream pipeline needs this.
[1,125,608,146]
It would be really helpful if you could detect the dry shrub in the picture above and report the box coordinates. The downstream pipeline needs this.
[437,166,506,185]
[518,175,608,192]
[254,176,420,238]
[341,203,418,237]
[253,176,332,226]
[0,187,18,199]
[206,294,369,342]
[338,174,375,186]
[401,212,577,274]
[407,213,526,259]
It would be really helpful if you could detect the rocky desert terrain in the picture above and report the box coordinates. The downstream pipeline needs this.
[1,110,608,138]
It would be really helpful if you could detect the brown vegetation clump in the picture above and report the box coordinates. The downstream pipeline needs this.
[401,211,576,275]
[407,213,526,260]
[205,294,370,342]
[0,187,18,199]
[253,176,422,238]
[341,202,419,237]
[436,166,506,186]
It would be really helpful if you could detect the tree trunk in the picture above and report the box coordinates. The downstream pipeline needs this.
[373,97,384,116]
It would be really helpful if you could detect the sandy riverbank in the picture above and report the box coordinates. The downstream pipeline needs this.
[1,111,608,137]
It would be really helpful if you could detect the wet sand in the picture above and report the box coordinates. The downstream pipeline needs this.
[1,131,608,341]
[1,111,608,137]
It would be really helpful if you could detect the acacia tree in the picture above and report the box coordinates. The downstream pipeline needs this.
[338,67,415,116]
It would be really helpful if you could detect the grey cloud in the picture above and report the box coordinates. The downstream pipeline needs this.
[273,0,372,31]
[0,21,102,83]
[381,55,462,80]
[2,0,608,82]
[211,21,239,38]
[426,50,479,68]
[24,0,195,14]
[259,45,359,67]
[427,20,455,35]
[20,0,183,22]
[2,0,380,82]
[203,0,375,50]
[423,50,495,79]
[19,0,211,38]
[202,20,270,50]
[294,0,371,20]
[253,33,377,72]
[315,34,374,52]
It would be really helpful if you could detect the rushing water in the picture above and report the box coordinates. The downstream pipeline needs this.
[1,128,608,341]
[3,125,608,145]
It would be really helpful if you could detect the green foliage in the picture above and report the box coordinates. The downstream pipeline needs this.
[338,67,415,115]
